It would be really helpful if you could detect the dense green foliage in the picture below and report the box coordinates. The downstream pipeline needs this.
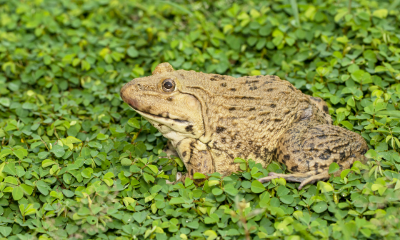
[1,0,400,239]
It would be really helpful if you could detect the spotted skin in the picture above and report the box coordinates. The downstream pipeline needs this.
[259,118,368,189]
[120,62,369,189]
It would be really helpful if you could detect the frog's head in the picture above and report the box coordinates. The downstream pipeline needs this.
[120,62,205,140]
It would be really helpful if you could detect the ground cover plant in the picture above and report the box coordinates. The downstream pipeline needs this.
[1,0,400,239]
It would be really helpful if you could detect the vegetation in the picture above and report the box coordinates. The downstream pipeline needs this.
[1,0,400,239]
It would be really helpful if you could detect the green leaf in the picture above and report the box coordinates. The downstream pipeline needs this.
[143,172,155,183]
[36,180,49,196]
[169,197,185,205]
[328,162,340,174]
[127,46,139,58]
[13,148,28,159]
[38,151,50,159]
[204,213,219,224]
[372,9,388,18]
[15,166,26,178]
[193,172,206,179]
[81,168,93,178]
[351,70,372,84]
[259,191,271,208]
[20,184,33,195]
[51,145,65,158]
[251,180,266,193]
[0,226,12,237]
[146,164,159,174]
[280,195,294,204]
[376,111,400,118]
[42,159,56,168]
[312,202,328,213]
[0,149,12,159]
[212,188,223,196]
[0,98,10,107]
[4,176,18,185]
[318,182,334,193]
[97,133,108,140]
[12,186,24,200]
[224,184,239,196]
[127,118,140,129]
[121,158,132,166]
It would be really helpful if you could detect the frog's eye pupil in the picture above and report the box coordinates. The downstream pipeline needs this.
[162,79,175,92]
[164,82,173,89]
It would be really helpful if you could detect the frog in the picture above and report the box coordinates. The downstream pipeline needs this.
[120,62,368,189]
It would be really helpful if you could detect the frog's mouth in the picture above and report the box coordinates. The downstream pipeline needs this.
[128,106,198,139]
[132,108,190,125]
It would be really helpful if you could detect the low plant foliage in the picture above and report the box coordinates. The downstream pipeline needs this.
[1,0,400,239]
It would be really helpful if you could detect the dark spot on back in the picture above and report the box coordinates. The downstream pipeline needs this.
[182,151,187,157]
[229,107,235,111]
[290,166,299,172]
[248,107,255,111]
[249,87,257,90]
[311,97,321,102]
[216,126,226,133]
[242,96,256,100]
[288,85,294,91]
[323,105,329,113]
[319,149,332,160]
[256,75,261,78]
[284,155,290,160]
[210,77,217,81]
[236,142,241,149]
[270,104,276,108]
[230,88,236,91]
[267,88,274,92]
[191,169,194,176]
[221,137,226,143]
[167,97,173,101]
[221,83,227,87]
[185,125,193,132]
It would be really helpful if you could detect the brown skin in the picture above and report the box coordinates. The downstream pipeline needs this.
[120,62,368,189]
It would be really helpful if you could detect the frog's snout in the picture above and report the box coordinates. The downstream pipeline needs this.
[120,80,139,109]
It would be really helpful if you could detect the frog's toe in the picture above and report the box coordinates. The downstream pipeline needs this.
[166,172,184,184]
[258,170,330,190]
[297,171,329,190]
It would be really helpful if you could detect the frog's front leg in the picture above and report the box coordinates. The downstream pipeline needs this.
[173,138,215,183]
[163,140,179,158]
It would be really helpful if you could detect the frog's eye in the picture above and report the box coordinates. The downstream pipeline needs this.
[162,78,175,92]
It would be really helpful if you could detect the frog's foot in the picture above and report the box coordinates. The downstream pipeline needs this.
[163,140,179,158]
[258,170,330,190]
[166,172,184,184]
